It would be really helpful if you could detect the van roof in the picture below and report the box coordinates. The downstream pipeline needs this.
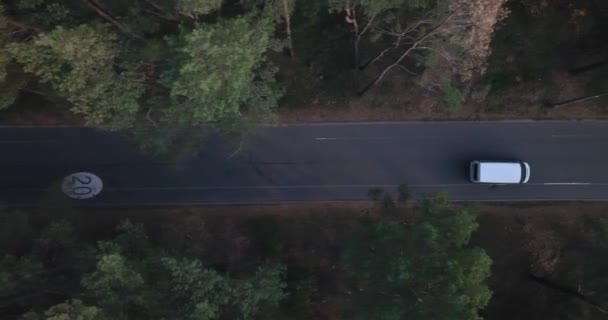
[478,162,523,184]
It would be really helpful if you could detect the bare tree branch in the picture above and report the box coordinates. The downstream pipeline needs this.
[394,64,416,75]
[146,107,157,126]
[359,34,403,70]
[5,18,42,33]
[146,0,173,16]
[86,0,144,40]
[417,46,455,64]
[19,88,47,96]
[359,18,434,70]
[358,11,458,96]
[529,274,608,315]
[358,11,378,39]
[144,8,178,21]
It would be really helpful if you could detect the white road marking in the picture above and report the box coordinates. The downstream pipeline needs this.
[0,140,63,144]
[550,135,595,138]
[542,182,592,186]
[314,137,393,141]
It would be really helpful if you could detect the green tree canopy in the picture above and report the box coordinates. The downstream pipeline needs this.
[0,4,26,110]
[7,23,144,129]
[7,218,287,320]
[20,300,103,320]
[0,0,283,158]
[341,191,492,320]
[176,0,224,18]
[158,12,282,128]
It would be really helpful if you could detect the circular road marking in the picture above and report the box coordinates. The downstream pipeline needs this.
[61,172,103,199]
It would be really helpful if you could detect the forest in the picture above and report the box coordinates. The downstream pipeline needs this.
[2,190,494,320]
[3,191,608,319]
[1,0,606,157]
[1,1,608,318]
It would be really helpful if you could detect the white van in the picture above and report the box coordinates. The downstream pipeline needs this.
[469,161,531,184]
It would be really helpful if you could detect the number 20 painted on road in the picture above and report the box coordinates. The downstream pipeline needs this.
[61,172,103,199]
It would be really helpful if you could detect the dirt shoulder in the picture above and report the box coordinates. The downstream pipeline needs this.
[277,99,608,123]
[2,97,606,126]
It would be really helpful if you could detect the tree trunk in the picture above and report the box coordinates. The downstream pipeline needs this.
[545,92,608,108]
[359,41,395,71]
[281,0,295,57]
[87,0,144,40]
[352,15,360,68]
[144,0,178,21]
[5,18,42,33]
[345,6,360,68]
[354,12,379,69]
[569,59,608,75]
[528,274,607,314]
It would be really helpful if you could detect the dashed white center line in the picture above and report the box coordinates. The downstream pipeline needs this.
[314,137,391,141]
[543,182,592,186]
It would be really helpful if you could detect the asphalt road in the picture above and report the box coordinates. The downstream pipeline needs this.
[1,121,608,205]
